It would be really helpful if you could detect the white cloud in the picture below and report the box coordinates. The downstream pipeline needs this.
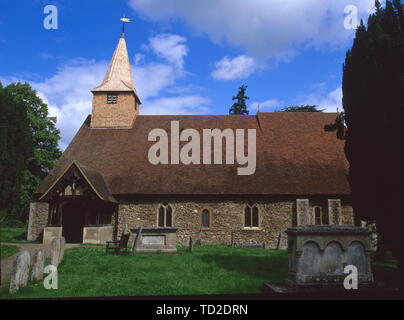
[134,53,146,65]
[146,33,188,69]
[129,0,376,60]
[211,55,256,80]
[141,95,211,115]
[1,60,106,150]
[250,98,282,111]
[302,86,343,113]
[134,62,177,100]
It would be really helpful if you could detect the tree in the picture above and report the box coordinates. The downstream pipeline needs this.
[337,0,404,289]
[229,85,249,115]
[278,105,323,112]
[0,83,34,225]
[1,82,61,224]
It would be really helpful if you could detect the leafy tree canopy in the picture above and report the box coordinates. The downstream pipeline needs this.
[0,82,61,225]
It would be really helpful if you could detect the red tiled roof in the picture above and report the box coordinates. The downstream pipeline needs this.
[39,161,117,203]
[36,112,350,196]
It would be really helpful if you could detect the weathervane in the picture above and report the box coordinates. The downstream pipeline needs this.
[120,15,130,36]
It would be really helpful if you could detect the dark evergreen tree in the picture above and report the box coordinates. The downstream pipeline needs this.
[229,85,249,115]
[333,0,404,289]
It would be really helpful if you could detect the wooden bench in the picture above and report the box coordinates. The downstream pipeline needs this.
[106,231,130,254]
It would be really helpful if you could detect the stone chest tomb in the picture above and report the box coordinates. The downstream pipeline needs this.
[131,227,177,253]
[286,225,374,286]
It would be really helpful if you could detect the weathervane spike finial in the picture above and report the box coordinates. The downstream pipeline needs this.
[120,15,131,37]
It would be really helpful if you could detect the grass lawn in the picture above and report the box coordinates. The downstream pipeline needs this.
[371,251,399,288]
[0,245,288,298]
[0,227,38,244]
[0,245,20,260]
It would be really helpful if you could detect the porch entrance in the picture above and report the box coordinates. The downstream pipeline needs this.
[62,200,86,243]
[39,160,118,244]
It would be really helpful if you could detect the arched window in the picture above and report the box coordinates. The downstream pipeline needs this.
[158,203,173,227]
[201,209,211,229]
[243,202,260,228]
[313,206,328,225]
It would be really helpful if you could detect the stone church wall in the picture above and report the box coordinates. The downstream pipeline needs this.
[27,196,354,247]
[116,196,354,249]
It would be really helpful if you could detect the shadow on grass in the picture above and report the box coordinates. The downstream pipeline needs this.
[199,252,288,281]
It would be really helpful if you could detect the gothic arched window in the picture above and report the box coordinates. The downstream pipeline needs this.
[201,209,211,229]
[243,202,260,228]
[313,206,328,225]
[158,203,173,227]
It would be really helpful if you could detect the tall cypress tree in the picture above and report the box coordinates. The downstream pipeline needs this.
[229,85,249,115]
[341,0,404,289]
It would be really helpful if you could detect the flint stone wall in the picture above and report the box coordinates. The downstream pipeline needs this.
[27,202,49,241]
[117,196,354,249]
[27,196,354,247]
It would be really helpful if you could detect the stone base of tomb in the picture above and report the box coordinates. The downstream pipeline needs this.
[130,227,178,253]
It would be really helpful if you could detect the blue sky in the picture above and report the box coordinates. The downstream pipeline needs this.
[0,0,378,149]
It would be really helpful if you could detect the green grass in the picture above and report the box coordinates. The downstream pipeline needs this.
[371,251,398,287]
[0,245,20,260]
[0,227,38,244]
[0,245,288,298]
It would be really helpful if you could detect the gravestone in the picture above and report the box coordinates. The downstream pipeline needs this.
[195,226,202,246]
[189,236,193,252]
[9,250,31,294]
[131,225,143,252]
[58,237,66,264]
[276,232,282,250]
[31,248,45,281]
[50,237,65,267]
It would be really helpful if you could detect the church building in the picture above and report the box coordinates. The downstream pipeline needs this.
[27,31,354,248]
